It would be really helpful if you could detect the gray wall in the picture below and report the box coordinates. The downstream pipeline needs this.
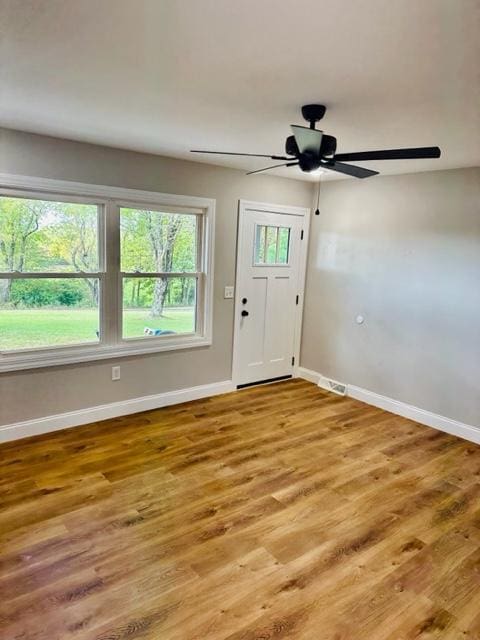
[2,128,478,429]
[0,128,313,424]
[301,167,480,426]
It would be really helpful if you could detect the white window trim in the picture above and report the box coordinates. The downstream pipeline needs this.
[0,173,215,373]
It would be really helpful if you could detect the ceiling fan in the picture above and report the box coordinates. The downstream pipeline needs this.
[191,104,441,179]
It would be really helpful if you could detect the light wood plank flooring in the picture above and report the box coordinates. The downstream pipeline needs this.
[1,379,480,639]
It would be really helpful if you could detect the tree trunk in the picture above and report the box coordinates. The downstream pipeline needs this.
[0,279,11,304]
[130,281,135,306]
[180,278,186,305]
[85,278,99,306]
[136,281,142,306]
[151,278,168,317]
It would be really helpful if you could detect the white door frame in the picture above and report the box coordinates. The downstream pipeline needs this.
[232,199,311,387]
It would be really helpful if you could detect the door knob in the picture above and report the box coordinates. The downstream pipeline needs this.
[241,310,249,317]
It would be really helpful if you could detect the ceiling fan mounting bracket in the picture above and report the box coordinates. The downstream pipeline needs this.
[301,104,326,129]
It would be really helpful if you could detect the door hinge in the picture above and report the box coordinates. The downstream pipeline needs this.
[291,356,295,366]
[300,230,304,240]
[295,294,299,305]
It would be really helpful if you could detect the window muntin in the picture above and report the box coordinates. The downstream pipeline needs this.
[254,224,290,265]
[0,185,213,369]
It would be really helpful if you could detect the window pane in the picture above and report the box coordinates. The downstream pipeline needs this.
[0,278,100,350]
[122,277,196,338]
[266,226,278,262]
[254,225,266,263]
[120,208,198,273]
[277,227,290,263]
[0,196,99,273]
[254,225,290,265]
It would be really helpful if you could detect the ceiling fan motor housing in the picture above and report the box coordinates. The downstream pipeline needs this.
[298,152,321,172]
[286,132,337,171]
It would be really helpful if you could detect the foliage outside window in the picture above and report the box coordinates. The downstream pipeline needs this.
[120,207,199,339]
[0,182,214,370]
[0,196,101,350]
[254,224,290,265]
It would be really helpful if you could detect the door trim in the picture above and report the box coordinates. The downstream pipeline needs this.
[232,199,311,387]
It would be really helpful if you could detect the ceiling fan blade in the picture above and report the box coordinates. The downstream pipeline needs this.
[334,146,441,162]
[247,161,299,176]
[290,125,323,155]
[322,161,379,179]
[191,150,290,160]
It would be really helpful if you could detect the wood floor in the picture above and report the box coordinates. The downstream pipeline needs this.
[1,380,480,639]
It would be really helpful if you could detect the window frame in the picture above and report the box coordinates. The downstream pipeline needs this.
[0,174,215,372]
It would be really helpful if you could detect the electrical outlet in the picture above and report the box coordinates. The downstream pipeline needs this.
[112,366,121,381]
[224,286,234,299]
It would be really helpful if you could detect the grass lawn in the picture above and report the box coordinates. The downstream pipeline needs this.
[0,307,195,350]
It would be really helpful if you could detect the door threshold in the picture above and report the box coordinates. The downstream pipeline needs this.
[236,375,292,390]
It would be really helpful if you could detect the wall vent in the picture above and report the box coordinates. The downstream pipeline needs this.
[321,377,347,396]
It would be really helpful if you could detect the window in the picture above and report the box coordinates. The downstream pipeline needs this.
[254,224,290,265]
[0,195,102,351]
[0,178,214,371]
[120,207,199,340]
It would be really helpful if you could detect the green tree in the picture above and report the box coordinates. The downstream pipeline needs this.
[120,209,196,316]
[45,203,99,304]
[145,211,183,316]
[0,197,48,302]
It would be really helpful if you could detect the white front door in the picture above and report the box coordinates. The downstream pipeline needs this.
[233,201,309,387]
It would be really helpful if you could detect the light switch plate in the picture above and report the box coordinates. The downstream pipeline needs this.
[224,286,234,299]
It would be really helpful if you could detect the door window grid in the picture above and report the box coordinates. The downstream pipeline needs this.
[254,224,290,265]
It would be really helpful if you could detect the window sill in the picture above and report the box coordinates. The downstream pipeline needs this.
[0,335,212,373]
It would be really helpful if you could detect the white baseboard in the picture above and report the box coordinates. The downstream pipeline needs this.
[0,380,235,444]
[295,366,320,384]
[296,366,480,445]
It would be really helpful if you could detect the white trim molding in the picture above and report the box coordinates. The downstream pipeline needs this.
[0,379,235,444]
[296,366,480,446]
[0,173,216,209]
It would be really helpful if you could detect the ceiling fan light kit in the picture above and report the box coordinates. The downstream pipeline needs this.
[191,104,441,179]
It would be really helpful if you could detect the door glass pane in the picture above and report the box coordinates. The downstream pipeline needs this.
[266,226,278,263]
[254,225,266,263]
[122,276,196,338]
[254,225,290,265]
[277,227,290,263]
[0,278,100,351]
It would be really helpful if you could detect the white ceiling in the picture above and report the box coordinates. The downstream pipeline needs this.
[0,0,479,181]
